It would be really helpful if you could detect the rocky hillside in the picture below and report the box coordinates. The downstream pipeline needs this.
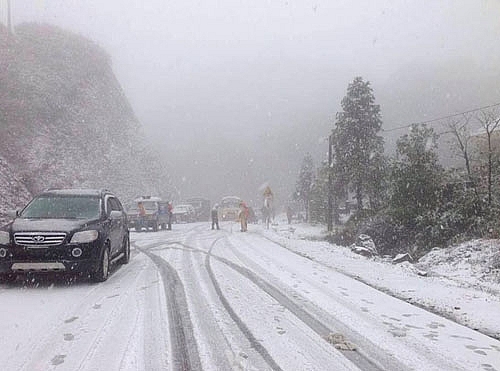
[0,23,170,223]
[0,155,32,219]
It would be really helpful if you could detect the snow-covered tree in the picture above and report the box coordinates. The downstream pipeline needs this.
[331,77,384,212]
[445,113,481,215]
[365,152,389,211]
[390,124,444,225]
[475,108,500,207]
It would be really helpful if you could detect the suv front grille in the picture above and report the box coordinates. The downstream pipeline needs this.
[14,232,67,247]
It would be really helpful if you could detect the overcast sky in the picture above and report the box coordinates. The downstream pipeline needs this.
[6,0,500,205]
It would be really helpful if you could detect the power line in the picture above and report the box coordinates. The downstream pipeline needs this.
[382,101,500,133]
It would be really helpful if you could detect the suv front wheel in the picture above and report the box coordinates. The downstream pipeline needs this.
[119,236,130,264]
[92,244,110,282]
[0,273,17,283]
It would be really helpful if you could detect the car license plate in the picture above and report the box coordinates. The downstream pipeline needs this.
[11,262,66,271]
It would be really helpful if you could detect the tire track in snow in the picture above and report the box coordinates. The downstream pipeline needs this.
[74,256,150,371]
[181,227,255,371]
[204,237,284,371]
[136,243,202,371]
[136,234,386,370]
[206,236,388,371]
[137,229,285,370]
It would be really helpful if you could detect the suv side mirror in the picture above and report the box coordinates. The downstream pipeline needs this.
[7,209,20,218]
[109,210,123,220]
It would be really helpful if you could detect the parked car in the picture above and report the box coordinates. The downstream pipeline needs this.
[0,188,130,282]
[172,204,196,223]
[184,197,211,221]
[127,196,170,231]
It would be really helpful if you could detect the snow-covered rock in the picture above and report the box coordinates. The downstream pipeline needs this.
[350,245,374,257]
[393,253,413,264]
[350,234,378,257]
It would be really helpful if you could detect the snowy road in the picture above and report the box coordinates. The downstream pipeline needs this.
[1,222,499,371]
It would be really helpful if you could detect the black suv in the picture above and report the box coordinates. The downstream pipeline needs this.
[0,189,130,282]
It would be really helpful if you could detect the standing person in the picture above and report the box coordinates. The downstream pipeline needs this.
[263,185,273,199]
[167,201,173,230]
[262,186,274,229]
[137,201,146,231]
[239,201,249,232]
[211,204,220,230]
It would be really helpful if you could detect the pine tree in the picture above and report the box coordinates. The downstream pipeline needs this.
[331,77,384,212]
[295,154,315,222]
[390,124,444,225]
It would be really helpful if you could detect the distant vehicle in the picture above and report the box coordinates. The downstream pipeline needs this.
[172,204,196,223]
[184,197,211,221]
[219,196,242,221]
[127,196,169,231]
[0,188,130,282]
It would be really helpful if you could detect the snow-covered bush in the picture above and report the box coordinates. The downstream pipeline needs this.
[328,209,407,255]
[359,215,411,256]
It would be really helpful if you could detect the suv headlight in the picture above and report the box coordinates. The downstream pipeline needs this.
[0,231,10,245]
[70,230,98,244]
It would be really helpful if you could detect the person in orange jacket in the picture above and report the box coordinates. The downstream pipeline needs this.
[239,201,249,232]
[137,201,146,230]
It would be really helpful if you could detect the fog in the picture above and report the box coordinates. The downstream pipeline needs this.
[7,0,500,207]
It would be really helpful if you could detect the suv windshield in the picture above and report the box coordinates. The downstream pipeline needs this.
[20,196,101,220]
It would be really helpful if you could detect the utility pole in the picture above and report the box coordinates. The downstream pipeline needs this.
[6,0,14,34]
[327,133,333,232]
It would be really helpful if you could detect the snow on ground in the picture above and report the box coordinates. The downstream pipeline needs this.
[230,224,500,370]
[417,239,500,294]
[2,221,498,370]
[263,215,500,341]
[0,251,170,371]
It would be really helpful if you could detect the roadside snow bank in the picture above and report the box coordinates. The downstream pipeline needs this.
[416,239,500,294]
[262,222,500,340]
